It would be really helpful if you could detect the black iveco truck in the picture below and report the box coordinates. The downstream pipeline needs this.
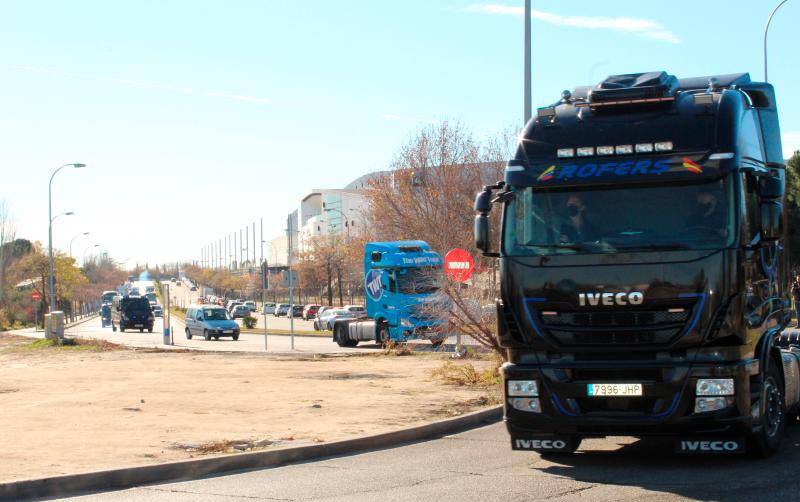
[474,71,800,456]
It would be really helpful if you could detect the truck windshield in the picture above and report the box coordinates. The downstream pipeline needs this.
[504,178,734,255]
[396,267,440,294]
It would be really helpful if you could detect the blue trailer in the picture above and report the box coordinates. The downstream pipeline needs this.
[332,241,446,347]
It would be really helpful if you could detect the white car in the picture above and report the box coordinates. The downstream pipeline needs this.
[262,303,276,315]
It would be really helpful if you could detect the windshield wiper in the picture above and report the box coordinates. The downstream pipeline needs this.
[615,243,690,251]
[526,243,597,253]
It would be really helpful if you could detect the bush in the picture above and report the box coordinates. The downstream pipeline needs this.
[242,316,257,329]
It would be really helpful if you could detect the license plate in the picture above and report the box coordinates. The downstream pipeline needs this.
[587,383,643,397]
[223,330,233,334]
[134,324,144,328]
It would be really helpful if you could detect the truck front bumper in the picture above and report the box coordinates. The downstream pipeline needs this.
[503,358,758,439]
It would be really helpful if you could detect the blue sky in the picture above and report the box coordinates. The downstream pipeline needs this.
[1,0,797,266]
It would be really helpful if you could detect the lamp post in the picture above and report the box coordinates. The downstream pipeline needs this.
[764,0,791,82]
[83,244,99,266]
[324,207,356,304]
[48,163,84,312]
[524,0,532,124]
[69,231,90,258]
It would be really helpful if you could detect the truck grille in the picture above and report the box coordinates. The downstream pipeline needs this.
[533,301,698,346]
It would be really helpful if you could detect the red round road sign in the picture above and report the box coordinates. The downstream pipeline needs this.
[444,248,475,283]
[30,291,41,301]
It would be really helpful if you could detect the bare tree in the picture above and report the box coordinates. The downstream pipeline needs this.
[0,200,16,302]
[364,121,514,356]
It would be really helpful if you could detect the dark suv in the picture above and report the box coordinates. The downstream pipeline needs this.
[112,296,154,333]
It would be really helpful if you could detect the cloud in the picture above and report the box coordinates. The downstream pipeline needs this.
[465,4,681,44]
[784,132,800,159]
[12,65,287,105]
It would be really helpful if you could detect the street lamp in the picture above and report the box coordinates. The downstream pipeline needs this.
[83,244,100,265]
[48,163,84,312]
[323,207,356,303]
[69,231,90,258]
[764,0,791,82]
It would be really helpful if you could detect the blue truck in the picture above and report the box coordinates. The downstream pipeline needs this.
[332,241,446,347]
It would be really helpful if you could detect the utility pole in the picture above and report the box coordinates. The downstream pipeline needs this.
[287,213,295,349]
[524,0,532,125]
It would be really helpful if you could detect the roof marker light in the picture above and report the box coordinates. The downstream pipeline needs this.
[616,145,633,155]
[654,141,673,152]
[576,147,594,157]
[597,146,614,156]
[709,152,734,160]
[557,148,575,158]
[635,143,654,153]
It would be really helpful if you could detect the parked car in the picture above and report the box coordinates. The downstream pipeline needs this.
[151,304,164,317]
[231,304,251,319]
[317,308,357,331]
[290,305,304,317]
[274,303,290,316]
[262,302,276,315]
[184,305,240,341]
[243,300,257,312]
[302,304,321,320]
[343,305,367,319]
[227,301,244,313]
[313,307,333,330]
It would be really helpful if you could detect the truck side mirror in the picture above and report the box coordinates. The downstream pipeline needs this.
[758,175,783,199]
[475,214,490,253]
[760,200,783,241]
[474,189,492,213]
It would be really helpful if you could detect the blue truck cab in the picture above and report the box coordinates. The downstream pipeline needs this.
[333,240,446,347]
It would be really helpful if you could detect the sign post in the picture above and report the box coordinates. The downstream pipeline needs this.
[444,248,475,356]
[31,291,42,331]
[262,261,269,351]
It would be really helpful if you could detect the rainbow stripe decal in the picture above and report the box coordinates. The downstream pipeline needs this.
[683,157,703,174]
[537,165,556,181]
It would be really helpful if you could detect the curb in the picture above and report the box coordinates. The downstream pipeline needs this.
[0,405,502,501]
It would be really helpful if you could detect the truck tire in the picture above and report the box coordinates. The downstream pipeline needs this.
[376,322,390,347]
[748,360,786,458]
[335,324,349,347]
[185,328,192,340]
[112,323,117,332]
[120,325,125,333]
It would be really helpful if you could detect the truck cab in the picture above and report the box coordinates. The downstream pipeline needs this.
[475,71,798,456]
[333,241,446,347]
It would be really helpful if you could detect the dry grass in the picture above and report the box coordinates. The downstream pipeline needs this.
[2,336,123,353]
[382,341,414,356]
[430,360,502,388]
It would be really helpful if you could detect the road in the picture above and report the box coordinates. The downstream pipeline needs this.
[63,420,800,502]
[54,315,379,355]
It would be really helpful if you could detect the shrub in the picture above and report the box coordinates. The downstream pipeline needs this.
[242,316,257,329]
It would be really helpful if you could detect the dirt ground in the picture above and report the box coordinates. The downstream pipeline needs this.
[0,333,499,483]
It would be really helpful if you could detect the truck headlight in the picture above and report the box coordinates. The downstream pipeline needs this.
[510,398,541,413]
[508,380,538,397]
[696,379,734,396]
[694,397,733,413]
[400,318,413,328]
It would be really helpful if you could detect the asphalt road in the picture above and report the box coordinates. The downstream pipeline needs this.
[61,420,800,502]
[52,315,380,355]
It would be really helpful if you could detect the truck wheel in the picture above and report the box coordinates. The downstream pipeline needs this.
[112,323,117,332]
[748,361,786,458]
[335,324,349,347]
[376,323,390,347]
[185,328,192,340]
[203,329,211,341]
[120,326,125,333]
[147,327,153,333]
[139,328,144,333]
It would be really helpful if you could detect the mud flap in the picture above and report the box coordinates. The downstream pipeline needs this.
[511,436,579,452]
[674,437,745,454]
